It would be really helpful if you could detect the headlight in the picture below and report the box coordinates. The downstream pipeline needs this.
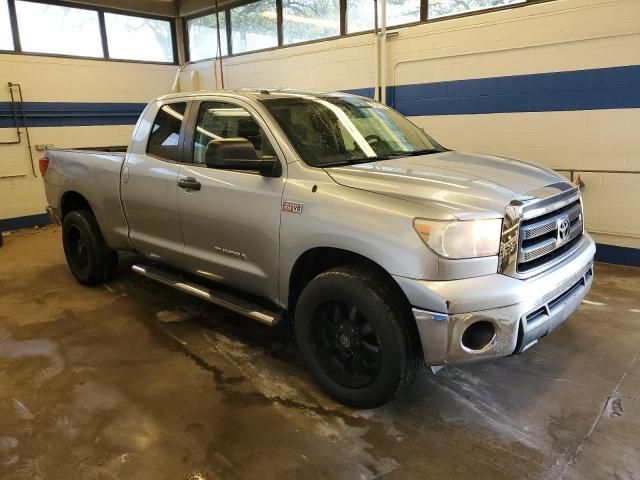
[414,218,502,259]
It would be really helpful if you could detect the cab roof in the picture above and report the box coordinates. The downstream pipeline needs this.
[155,88,367,103]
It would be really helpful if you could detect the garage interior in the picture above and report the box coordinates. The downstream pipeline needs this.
[1,0,640,478]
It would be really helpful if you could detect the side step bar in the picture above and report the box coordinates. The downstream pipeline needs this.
[132,264,281,327]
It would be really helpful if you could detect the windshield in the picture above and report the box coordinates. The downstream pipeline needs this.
[260,95,444,167]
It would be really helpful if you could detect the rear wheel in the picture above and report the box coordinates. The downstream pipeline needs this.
[295,266,423,408]
[62,210,118,286]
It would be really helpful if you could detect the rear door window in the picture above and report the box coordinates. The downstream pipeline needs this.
[147,102,187,162]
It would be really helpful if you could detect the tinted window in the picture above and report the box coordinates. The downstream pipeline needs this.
[429,0,524,19]
[282,0,340,45]
[193,102,273,166]
[105,13,174,63]
[0,0,13,50]
[187,12,228,61]
[231,0,278,54]
[15,1,102,57]
[147,102,187,161]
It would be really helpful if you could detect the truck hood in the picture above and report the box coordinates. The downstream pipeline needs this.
[324,151,567,219]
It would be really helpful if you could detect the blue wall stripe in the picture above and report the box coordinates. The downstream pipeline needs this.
[0,102,146,128]
[594,243,640,268]
[344,64,640,116]
[0,213,50,232]
[1,213,638,267]
[1,64,638,129]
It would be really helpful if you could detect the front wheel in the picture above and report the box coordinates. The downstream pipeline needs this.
[62,210,118,286]
[295,266,423,408]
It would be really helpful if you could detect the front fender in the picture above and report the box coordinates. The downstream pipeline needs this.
[278,174,437,307]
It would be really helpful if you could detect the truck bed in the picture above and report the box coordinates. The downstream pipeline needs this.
[44,147,131,251]
[65,146,129,153]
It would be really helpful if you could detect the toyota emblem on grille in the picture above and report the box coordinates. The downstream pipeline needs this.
[557,216,571,245]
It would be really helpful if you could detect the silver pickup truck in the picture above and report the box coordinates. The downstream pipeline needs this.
[43,89,595,408]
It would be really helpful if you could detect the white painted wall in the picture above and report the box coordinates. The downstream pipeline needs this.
[182,0,640,251]
[0,54,177,221]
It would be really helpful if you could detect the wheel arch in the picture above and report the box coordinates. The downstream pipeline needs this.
[60,191,93,220]
[287,247,413,320]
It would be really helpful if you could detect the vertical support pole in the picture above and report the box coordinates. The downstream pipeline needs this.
[276,0,283,47]
[340,0,347,36]
[373,0,380,101]
[98,11,110,59]
[7,0,21,52]
[380,0,387,105]
[225,9,232,55]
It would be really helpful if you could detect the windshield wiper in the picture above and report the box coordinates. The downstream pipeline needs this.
[390,148,443,157]
[320,156,391,168]
[320,149,444,167]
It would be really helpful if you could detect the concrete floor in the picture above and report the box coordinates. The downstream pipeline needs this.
[1,226,639,480]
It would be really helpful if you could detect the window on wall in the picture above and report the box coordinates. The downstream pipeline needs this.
[347,0,421,33]
[428,0,525,19]
[105,13,174,63]
[15,1,103,57]
[0,0,12,50]
[282,0,340,45]
[231,0,278,54]
[184,0,546,61]
[187,12,228,61]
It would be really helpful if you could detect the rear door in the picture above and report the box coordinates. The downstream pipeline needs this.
[177,97,286,303]
[121,100,189,266]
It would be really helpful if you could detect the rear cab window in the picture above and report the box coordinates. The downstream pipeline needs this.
[146,102,187,162]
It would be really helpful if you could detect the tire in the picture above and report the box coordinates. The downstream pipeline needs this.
[295,266,423,408]
[62,210,118,286]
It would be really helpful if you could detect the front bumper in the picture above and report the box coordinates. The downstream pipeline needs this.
[395,234,596,365]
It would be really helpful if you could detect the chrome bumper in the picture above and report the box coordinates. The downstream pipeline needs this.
[397,234,596,365]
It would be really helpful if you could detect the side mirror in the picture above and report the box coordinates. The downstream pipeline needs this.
[205,138,278,176]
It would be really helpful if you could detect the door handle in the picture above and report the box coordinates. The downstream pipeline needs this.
[178,177,201,191]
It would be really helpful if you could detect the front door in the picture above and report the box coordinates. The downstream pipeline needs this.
[121,101,188,266]
[177,99,285,303]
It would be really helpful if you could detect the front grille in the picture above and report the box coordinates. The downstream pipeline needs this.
[517,199,583,273]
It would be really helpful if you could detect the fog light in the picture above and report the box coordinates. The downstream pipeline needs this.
[461,321,496,351]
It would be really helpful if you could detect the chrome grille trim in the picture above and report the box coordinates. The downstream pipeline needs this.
[521,202,582,240]
[522,237,556,262]
[498,182,584,279]
[520,218,583,263]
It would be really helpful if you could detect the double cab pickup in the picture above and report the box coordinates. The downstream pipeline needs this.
[43,90,595,408]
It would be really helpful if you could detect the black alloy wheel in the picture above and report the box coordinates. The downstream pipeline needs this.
[295,266,424,408]
[62,209,118,286]
[311,300,382,388]
[65,224,90,277]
